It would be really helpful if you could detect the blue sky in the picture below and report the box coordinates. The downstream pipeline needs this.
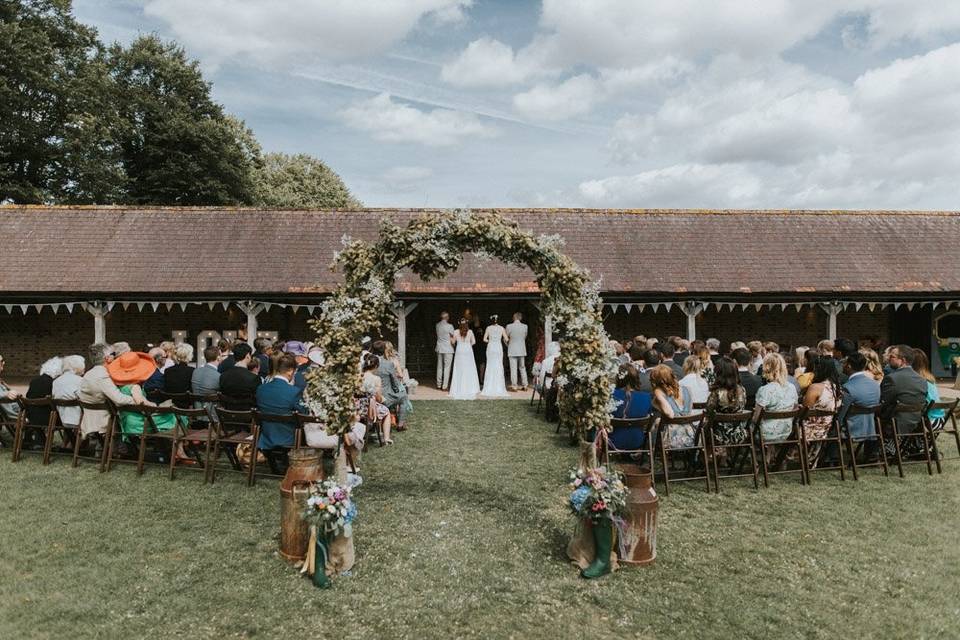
[74,1,960,209]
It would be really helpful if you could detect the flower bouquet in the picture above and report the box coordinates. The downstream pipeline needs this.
[300,479,357,588]
[568,467,628,579]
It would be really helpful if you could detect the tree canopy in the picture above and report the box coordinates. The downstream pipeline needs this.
[0,1,359,207]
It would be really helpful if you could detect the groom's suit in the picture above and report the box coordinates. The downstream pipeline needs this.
[506,320,529,388]
[435,320,455,389]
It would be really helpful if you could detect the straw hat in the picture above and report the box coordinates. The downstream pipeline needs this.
[106,351,157,385]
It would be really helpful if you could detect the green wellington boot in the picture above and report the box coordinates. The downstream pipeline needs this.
[581,518,613,579]
[312,537,332,589]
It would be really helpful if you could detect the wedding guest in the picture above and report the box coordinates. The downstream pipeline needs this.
[755,353,799,441]
[860,348,885,382]
[162,343,194,407]
[359,354,392,444]
[304,410,366,462]
[650,365,694,449]
[794,347,810,376]
[111,341,131,356]
[537,342,561,392]
[880,345,926,435]
[79,344,139,443]
[108,352,177,436]
[157,341,176,372]
[611,363,652,420]
[732,348,762,408]
[636,350,660,391]
[838,352,881,440]
[628,344,645,371]
[284,341,312,390]
[672,337,690,366]
[781,354,802,395]
[143,347,166,400]
[729,340,747,353]
[219,343,261,410]
[0,354,21,423]
[255,354,306,474]
[679,355,709,409]
[796,350,818,391]
[216,339,235,373]
[52,355,85,445]
[833,337,857,383]
[254,337,273,378]
[802,355,843,443]
[762,342,780,357]
[23,357,63,448]
[657,342,683,378]
[746,341,765,374]
[913,350,947,433]
[706,338,722,367]
[191,346,221,419]
[705,357,747,445]
[372,340,408,430]
[385,340,416,408]
[694,344,716,386]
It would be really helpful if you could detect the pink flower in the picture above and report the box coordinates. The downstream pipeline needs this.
[573,478,582,487]
[591,500,606,511]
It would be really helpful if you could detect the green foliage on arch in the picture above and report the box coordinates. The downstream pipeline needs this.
[305,210,615,436]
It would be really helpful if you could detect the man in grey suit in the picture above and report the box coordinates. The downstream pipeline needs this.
[880,344,928,434]
[506,312,529,390]
[191,345,221,420]
[435,311,455,390]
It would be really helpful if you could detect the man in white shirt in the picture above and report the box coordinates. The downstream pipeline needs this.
[435,311,455,390]
[506,312,529,390]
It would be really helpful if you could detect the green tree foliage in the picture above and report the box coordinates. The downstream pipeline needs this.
[254,152,361,208]
[108,35,260,205]
[0,0,124,203]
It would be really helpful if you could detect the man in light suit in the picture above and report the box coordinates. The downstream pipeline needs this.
[435,311,455,390]
[191,345,221,420]
[838,352,882,440]
[506,312,529,390]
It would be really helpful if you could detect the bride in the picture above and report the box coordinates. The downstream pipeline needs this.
[448,318,481,400]
[480,315,510,398]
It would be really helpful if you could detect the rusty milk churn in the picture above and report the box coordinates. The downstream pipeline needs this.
[280,448,324,562]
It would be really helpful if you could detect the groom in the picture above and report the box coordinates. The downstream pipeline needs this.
[435,311,456,390]
[506,312,529,391]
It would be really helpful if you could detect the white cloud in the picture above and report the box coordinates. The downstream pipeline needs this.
[382,166,434,191]
[340,93,498,147]
[143,0,472,67]
[441,37,547,87]
[579,163,763,208]
[512,75,600,121]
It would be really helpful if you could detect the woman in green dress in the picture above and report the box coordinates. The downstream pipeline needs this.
[107,352,178,435]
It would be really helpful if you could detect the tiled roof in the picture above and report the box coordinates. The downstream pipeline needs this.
[1,206,958,299]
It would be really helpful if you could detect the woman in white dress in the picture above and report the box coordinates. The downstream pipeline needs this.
[448,319,481,400]
[481,315,510,398]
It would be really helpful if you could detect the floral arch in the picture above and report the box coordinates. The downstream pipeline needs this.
[304,209,615,439]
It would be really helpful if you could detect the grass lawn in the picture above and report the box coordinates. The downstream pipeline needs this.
[2,400,960,640]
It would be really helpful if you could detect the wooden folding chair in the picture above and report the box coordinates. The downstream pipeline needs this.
[800,408,845,482]
[46,398,83,466]
[932,399,960,460]
[603,416,656,468]
[756,406,807,487]
[704,407,761,492]
[208,408,259,486]
[538,374,552,415]
[254,412,304,479]
[888,403,929,477]
[355,393,383,448]
[655,413,709,495]
[170,406,216,480]
[217,392,256,412]
[11,396,55,462]
[840,404,889,481]
[160,391,193,409]
[106,404,183,477]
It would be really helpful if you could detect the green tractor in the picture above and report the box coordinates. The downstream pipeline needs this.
[932,310,960,378]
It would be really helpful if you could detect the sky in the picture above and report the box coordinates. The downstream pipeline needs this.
[72,0,960,209]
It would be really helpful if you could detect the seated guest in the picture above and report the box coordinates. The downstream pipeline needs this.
[107,352,177,436]
[817,339,834,356]
[537,342,561,391]
[627,343,645,372]
[913,350,947,439]
[755,353,799,441]
[162,343,194,407]
[254,337,273,378]
[679,355,709,409]
[52,354,85,430]
[672,337,690,366]
[358,354,392,444]
[608,363,653,451]
[372,340,409,430]
[705,357,748,445]
[879,345,927,435]
[143,347,166,400]
[657,342,683,378]
[255,354,307,472]
[157,341,176,372]
[637,349,661,390]
[191,346,221,419]
[111,341,131,356]
[284,341,312,390]
[304,410,366,464]
[860,348,884,382]
[216,339,235,373]
[796,350,818,391]
[384,341,417,400]
[781,354,802,395]
[650,364,693,449]
[729,340,747,353]
[706,338,722,367]
[793,347,810,376]
[838,352,881,440]
[693,345,716,386]
[23,357,63,449]
[219,343,261,410]
[732,348,762,408]
[78,344,139,444]
[0,354,21,422]
[832,337,856,383]
[802,355,843,442]
[746,341,765,375]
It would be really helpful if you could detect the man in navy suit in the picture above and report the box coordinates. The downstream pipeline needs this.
[838,352,882,440]
[256,354,307,472]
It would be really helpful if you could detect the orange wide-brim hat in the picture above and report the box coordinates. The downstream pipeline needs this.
[107,351,157,385]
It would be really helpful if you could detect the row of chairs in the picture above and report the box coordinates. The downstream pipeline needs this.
[3,393,353,486]
[584,399,960,495]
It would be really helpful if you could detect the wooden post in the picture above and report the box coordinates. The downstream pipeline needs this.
[237,301,265,347]
[393,302,419,368]
[682,302,703,341]
[544,315,553,347]
[83,301,108,344]
[820,302,841,341]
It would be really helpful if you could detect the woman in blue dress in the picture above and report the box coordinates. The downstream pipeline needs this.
[608,363,653,451]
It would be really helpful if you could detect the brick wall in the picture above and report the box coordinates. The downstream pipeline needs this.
[0,308,91,376]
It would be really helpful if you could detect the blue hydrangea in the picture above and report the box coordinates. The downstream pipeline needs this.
[569,485,592,513]
[344,500,358,525]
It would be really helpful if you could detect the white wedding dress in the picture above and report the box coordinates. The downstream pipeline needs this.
[480,325,510,398]
[448,331,481,400]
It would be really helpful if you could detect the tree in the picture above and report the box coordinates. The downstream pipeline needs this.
[0,0,123,203]
[108,35,260,205]
[254,152,361,208]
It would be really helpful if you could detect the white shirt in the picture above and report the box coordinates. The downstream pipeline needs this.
[679,373,709,406]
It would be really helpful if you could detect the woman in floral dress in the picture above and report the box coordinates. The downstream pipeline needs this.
[705,357,748,445]
[801,356,842,461]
